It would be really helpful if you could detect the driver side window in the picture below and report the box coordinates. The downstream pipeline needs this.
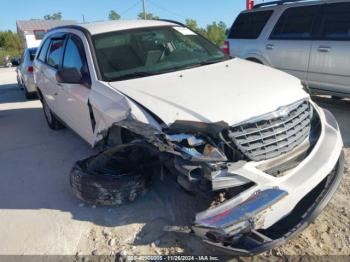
[62,35,90,83]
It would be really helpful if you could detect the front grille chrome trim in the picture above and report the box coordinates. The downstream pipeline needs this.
[226,99,312,161]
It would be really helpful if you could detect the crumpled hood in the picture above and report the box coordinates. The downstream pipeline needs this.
[109,58,309,126]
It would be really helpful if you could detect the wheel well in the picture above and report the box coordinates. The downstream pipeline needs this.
[246,57,263,64]
[36,88,43,101]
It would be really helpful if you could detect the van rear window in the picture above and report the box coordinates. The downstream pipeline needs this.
[228,10,273,39]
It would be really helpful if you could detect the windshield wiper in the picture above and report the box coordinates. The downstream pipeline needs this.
[114,71,157,81]
[200,57,230,66]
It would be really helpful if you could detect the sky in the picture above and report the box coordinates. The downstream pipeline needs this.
[0,0,257,32]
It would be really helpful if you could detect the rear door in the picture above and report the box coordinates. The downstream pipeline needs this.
[36,34,66,117]
[263,5,320,81]
[307,2,350,95]
[57,34,94,144]
[227,10,274,59]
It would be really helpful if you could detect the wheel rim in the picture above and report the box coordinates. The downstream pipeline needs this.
[43,100,52,124]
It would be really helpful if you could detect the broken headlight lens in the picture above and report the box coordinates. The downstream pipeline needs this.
[166,133,227,162]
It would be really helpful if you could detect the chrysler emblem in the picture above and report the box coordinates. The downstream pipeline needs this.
[274,106,289,118]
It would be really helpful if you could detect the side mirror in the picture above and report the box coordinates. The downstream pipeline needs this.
[56,68,82,84]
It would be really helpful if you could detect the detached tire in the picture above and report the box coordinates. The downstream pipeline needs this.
[70,144,158,206]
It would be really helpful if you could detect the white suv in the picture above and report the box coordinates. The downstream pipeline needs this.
[226,0,350,98]
[34,20,344,255]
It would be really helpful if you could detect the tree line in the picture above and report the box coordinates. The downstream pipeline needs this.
[1,11,228,65]
[108,10,228,46]
[46,10,228,46]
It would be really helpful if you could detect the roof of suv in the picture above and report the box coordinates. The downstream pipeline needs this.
[71,20,177,35]
[252,0,350,10]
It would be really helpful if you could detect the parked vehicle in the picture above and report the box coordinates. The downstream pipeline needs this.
[225,0,350,99]
[11,58,20,67]
[17,47,38,99]
[34,20,344,256]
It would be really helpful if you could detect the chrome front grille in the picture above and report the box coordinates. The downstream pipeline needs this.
[226,100,312,161]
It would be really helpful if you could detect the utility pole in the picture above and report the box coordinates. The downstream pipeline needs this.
[142,0,146,19]
[82,14,86,23]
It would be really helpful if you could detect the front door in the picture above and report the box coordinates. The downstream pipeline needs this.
[307,2,350,95]
[263,5,320,81]
[57,34,95,144]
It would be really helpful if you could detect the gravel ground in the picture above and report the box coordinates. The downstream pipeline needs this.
[0,67,349,259]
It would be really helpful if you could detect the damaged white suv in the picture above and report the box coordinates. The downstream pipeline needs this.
[34,20,344,255]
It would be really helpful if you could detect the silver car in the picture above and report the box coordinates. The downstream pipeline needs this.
[17,47,38,99]
[225,0,350,99]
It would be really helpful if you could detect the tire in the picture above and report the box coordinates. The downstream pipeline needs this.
[17,76,23,89]
[42,98,65,130]
[24,85,35,99]
[70,144,158,206]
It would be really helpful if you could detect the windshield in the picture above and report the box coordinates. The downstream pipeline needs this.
[93,26,229,81]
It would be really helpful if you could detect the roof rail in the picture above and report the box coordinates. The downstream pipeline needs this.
[253,0,310,9]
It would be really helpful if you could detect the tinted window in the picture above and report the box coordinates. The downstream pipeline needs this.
[37,39,50,62]
[47,39,65,69]
[28,48,38,61]
[229,11,273,39]
[321,3,350,40]
[63,35,89,77]
[270,6,319,40]
[34,30,46,40]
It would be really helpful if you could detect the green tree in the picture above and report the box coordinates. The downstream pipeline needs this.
[185,19,207,36]
[205,21,227,46]
[0,30,23,65]
[108,10,121,20]
[44,12,62,20]
[185,19,199,31]
[137,12,159,20]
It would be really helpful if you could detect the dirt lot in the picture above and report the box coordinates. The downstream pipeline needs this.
[0,67,349,259]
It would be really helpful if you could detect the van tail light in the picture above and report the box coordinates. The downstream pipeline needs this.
[222,40,230,55]
[27,66,34,73]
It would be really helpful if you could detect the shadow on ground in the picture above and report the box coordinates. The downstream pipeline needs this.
[312,96,350,147]
[0,85,211,253]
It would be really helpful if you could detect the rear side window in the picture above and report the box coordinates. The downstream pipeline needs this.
[270,5,319,40]
[47,39,65,69]
[37,39,50,62]
[229,11,273,39]
[29,48,37,61]
[320,3,350,40]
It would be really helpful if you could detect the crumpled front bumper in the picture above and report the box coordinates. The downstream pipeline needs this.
[192,105,344,256]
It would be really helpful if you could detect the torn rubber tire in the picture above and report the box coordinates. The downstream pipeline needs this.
[70,143,159,206]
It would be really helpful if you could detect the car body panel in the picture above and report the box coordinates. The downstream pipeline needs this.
[227,0,350,97]
[34,21,344,255]
[109,58,308,126]
[17,48,37,93]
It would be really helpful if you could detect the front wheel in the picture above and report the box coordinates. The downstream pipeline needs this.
[17,76,23,89]
[23,85,36,99]
[42,98,65,130]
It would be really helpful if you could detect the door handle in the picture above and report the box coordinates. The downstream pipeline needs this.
[266,44,274,50]
[318,46,331,53]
